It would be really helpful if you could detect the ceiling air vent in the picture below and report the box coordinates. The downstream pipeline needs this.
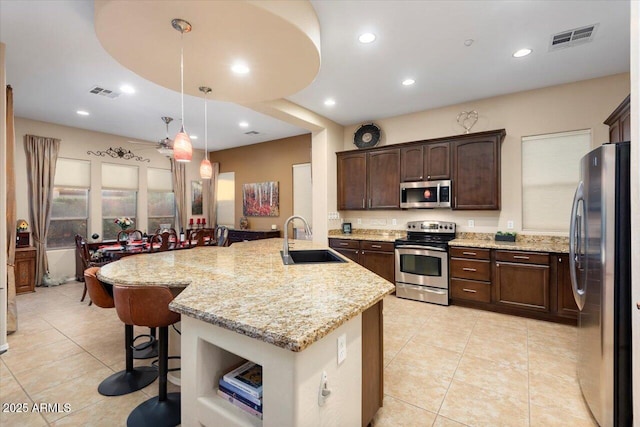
[89,86,121,99]
[549,24,598,51]
[244,131,259,135]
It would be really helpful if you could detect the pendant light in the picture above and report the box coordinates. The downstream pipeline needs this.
[199,86,213,179]
[172,18,192,162]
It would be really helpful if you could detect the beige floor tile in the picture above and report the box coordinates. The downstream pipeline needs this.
[429,305,480,322]
[5,327,69,353]
[0,387,47,427]
[463,334,528,370]
[30,367,115,423]
[439,380,529,427]
[0,374,23,399]
[0,359,13,380]
[528,347,577,382]
[528,330,577,361]
[1,339,85,375]
[527,318,577,338]
[411,319,473,353]
[8,316,54,336]
[470,321,528,347]
[433,416,469,427]
[385,317,419,343]
[384,333,410,367]
[12,351,107,395]
[372,395,437,427]
[50,390,148,426]
[393,339,462,379]
[384,362,451,413]
[453,354,529,403]
[475,310,529,332]
[530,403,598,427]
[529,371,593,421]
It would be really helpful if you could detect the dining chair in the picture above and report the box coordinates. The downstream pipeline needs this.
[116,229,144,244]
[75,234,110,304]
[187,229,205,247]
[149,229,179,252]
[214,226,229,247]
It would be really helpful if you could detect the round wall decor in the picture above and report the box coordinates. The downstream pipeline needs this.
[353,123,381,149]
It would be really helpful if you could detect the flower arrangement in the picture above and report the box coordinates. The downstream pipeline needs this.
[114,217,133,231]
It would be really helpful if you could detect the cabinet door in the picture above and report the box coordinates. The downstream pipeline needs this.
[424,142,450,180]
[556,254,578,317]
[335,248,360,263]
[359,249,395,283]
[609,121,621,143]
[337,152,367,210]
[621,108,631,142]
[452,137,501,210]
[495,261,549,312]
[367,149,400,209]
[400,145,424,182]
[362,301,383,427]
[15,250,36,294]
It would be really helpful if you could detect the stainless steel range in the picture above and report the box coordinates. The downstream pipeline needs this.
[395,220,456,305]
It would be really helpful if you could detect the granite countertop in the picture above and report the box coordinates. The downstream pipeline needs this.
[98,239,394,352]
[328,229,406,242]
[449,233,569,253]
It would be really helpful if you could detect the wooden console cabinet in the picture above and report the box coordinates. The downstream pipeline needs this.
[15,246,36,294]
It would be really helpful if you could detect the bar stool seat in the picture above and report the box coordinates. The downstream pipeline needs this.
[83,267,158,396]
[114,284,181,427]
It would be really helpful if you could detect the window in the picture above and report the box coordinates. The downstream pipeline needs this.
[48,159,90,249]
[147,168,175,234]
[522,130,591,232]
[102,163,138,239]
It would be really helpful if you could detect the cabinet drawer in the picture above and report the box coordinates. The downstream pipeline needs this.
[450,259,490,281]
[361,241,394,252]
[449,247,490,260]
[15,249,35,260]
[495,251,549,265]
[450,279,491,303]
[329,239,360,250]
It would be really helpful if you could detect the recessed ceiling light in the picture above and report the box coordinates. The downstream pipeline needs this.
[190,135,198,140]
[231,63,250,74]
[402,79,415,86]
[324,99,336,106]
[513,48,532,58]
[464,39,474,47]
[239,121,249,128]
[358,33,376,44]
[119,84,135,94]
[76,110,89,116]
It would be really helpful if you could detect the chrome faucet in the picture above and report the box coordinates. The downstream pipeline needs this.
[282,215,312,264]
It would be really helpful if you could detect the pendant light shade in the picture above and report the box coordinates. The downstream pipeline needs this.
[199,85,213,179]
[172,18,192,163]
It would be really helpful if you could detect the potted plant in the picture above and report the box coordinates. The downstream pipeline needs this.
[495,231,517,242]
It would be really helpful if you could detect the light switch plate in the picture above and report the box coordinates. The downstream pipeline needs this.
[337,333,347,364]
[507,220,514,229]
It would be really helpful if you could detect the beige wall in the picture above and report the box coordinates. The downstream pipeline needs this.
[337,73,630,235]
[211,133,311,230]
[13,117,207,280]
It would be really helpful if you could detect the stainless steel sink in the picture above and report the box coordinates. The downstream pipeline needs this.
[280,249,347,265]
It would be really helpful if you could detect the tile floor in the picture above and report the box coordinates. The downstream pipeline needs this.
[0,281,597,426]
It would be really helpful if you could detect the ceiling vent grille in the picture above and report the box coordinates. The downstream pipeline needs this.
[244,131,259,135]
[89,86,121,99]
[549,24,598,51]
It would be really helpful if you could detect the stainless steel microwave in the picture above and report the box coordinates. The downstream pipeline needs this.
[400,180,451,209]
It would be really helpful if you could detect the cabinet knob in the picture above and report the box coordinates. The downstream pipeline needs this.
[427,175,431,179]
[558,257,562,263]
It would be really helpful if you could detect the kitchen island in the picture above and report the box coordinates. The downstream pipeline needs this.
[98,238,394,427]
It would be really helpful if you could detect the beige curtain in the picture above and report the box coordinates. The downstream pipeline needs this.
[206,162,220,226]
[24,134,60,286]
[5,86,17,333]
[170,159,187,232]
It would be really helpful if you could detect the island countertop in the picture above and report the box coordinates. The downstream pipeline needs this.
[98,238,394,352]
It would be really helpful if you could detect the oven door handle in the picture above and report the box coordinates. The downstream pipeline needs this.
[395,245,446,252]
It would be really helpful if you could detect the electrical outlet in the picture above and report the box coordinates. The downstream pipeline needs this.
[468,219,475,228]
[357,218,362,225]
[391,218,397,226]
[337,333,347,364]
[507,220,514,229]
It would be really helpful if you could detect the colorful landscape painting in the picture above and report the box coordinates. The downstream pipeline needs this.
[191,180,203,215]
[242,182,279,217]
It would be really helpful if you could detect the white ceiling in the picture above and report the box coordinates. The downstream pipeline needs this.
[0,0,630,152]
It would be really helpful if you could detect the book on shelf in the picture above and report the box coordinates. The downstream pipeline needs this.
[216,389,263,420]
[222,361,263,399]
[219,378,262,408]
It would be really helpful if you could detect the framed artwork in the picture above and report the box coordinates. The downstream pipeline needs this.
[242,181,279,217]
[191,180,203,215]
[342,222,352,234]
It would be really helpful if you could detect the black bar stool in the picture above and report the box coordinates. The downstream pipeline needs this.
[83,268,158,396]
[113,284,181,427]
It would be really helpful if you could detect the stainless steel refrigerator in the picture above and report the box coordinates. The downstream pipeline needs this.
[570,141,632,427]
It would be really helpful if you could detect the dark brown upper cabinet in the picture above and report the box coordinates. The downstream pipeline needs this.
[337,152,367,210]
[604,95,630,143]
[400,142,450,182]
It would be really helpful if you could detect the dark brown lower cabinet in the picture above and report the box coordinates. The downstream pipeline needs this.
[227,229,280,245]
[15,247,36,294]
[362,300,383,427]
[329,239,395,283]
[554,254,578,318]
[495,261,550,312]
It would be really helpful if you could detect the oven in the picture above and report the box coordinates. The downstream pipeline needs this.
[395,220,456,305]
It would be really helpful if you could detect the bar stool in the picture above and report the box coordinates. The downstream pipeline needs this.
[113,284,181,427]
[83,268,158,396]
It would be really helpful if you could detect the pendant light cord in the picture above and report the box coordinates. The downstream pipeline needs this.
[204,91,208,153]
[180,31,185,129]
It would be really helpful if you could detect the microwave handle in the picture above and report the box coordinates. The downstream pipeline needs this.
[437,183,441,205]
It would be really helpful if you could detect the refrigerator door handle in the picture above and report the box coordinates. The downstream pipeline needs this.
[569,181,586,311]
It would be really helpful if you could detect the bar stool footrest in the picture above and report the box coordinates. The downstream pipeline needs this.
[127,392,181,427]
[98,366,158,396]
